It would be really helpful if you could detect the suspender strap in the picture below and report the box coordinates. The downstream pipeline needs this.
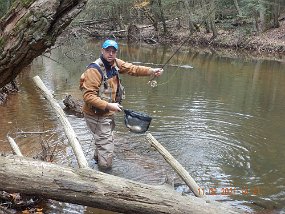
[87,63,106,81]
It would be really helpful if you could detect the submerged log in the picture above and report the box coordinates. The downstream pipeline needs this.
[0,155,241,214]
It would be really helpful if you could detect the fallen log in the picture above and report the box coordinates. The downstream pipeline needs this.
[0,155,241,214]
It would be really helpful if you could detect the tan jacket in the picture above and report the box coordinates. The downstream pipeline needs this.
[80,58,153,116]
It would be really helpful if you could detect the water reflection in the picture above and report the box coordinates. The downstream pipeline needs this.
[0,37,284,213]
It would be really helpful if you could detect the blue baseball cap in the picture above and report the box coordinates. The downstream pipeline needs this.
[102,40,119,50]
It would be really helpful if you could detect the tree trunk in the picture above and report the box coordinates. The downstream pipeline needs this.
[183,0,197,34]
[201,0,211,33]
[157,0,167,35]
[233,0,242,17]
[209,0,217,39]
[259,2,270,32]
[254,12,260,35]
[210,20,217,39]
[0,0,87,88]
[0,155,241,214]
[272,0,280,28]
[142,7,158,32]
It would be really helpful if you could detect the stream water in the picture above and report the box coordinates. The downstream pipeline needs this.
[0,37,284,213]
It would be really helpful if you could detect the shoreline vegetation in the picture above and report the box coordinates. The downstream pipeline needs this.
[65,0,285,63]
[65,15,285,63]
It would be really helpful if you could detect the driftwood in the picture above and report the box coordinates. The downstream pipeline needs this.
[33,76,88,169]
[0,0,87,88]
[63,94,84,117]
[146,133,203,197]
[0,155,241,214]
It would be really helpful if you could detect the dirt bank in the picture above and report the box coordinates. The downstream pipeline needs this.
[171,20,284,52]
[68,17,285,62]
[137,18,285,62]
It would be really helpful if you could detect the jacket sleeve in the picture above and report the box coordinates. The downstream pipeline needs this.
[116,58,153,76]
[81,68,108,110]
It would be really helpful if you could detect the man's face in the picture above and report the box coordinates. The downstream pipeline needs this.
[102,47,117,63]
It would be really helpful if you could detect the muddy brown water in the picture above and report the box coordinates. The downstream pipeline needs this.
[0,38,285,213]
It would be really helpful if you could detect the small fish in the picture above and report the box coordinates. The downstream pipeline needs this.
[126,124,143,133]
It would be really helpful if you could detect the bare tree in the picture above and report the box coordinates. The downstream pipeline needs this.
[183,0,200,33]
[201,0,217,38]
[272,0,280,28]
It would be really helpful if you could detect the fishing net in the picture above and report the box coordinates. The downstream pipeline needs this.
[124,109,152,133]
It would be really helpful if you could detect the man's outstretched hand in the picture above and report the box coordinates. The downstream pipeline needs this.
[151,68,164,77]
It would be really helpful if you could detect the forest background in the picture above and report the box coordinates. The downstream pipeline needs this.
[1,0,285,57]
[46,0,285,55]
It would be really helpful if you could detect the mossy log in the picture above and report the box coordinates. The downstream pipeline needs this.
[0,0,87,88]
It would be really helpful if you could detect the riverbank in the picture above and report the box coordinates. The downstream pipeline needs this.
[163,19,285,52]
[138,17,285,62]
[69,17,285,62]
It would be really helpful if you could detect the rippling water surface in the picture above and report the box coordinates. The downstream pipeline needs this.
[0,38,284,213]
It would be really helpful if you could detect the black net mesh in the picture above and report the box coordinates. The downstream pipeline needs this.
[124,109,152,133]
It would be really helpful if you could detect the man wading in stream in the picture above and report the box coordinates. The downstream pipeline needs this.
[80,39,163,170]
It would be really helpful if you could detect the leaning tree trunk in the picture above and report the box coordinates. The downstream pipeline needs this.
[0,0,87,88]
